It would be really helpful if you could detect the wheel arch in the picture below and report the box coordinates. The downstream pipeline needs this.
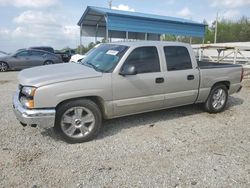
[0,61,9,67]
[43,60,54,64]
[55,96,106,118]
[212,81,230,90]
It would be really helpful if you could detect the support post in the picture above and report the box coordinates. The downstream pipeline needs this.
[234,48,238,64]
[145,33,147,40]
[126,31,128,41]
[214,12,218,44]
[95,24,99,43]
[106,28,109,42]
[80,23,83,54]
[104,16,109,42]
[199,49,203,61]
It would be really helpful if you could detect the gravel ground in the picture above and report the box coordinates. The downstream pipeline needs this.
[0,71,250,188]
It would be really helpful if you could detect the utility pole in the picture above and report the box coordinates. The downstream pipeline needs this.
[214,12,218,44]
[108,0,112,9]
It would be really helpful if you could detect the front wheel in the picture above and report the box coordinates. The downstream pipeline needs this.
[0,62,8,72]
[54,99,102,143]
[204,85,228,113]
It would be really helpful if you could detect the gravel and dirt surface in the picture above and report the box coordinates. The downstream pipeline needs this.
[0,71,249,187]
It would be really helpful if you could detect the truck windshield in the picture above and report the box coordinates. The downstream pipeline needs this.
[80,44,128,73]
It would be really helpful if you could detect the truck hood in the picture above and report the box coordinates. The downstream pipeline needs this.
[18,63,102,87]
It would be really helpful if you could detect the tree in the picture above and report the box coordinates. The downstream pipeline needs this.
[162,16,250,44]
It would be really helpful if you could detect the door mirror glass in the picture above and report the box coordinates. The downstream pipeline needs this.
[120,64,137,76]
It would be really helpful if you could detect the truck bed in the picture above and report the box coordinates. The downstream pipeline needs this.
[198,61,242,69]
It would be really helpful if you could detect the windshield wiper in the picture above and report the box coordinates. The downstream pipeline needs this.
[82,62,102,72]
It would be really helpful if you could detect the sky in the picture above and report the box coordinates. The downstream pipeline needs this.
[0,0,250,52]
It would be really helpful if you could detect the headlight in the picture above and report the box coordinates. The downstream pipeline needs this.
[20,86,36,108]
[21,86,36,97]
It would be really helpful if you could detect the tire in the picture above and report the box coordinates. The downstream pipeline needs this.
[0,62,8,72]
[44,60,53,65]
[54,99,102,143]
[204,84,228,113]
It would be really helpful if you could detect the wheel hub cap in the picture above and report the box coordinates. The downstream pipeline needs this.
[75,119,82,127]
[212,88,226,110]
[0,63,7,71]
[61,107,95,138]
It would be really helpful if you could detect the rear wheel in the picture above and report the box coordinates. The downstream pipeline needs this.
[44,60,53,65]
[0,62,8,72]
[204,84,228,113]
[55,99,102,143]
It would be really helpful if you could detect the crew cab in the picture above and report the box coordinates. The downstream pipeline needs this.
[13,41,243,143]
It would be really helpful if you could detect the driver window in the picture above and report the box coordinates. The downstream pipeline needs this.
[124,46,160,74]
[16,51,29,57]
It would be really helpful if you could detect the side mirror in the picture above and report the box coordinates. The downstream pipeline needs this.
[12,55,17,58]
[120,64,137,76]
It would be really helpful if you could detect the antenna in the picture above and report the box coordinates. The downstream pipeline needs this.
[108,0,112,9]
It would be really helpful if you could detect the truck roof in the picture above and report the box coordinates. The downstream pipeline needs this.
[109,41,190,47]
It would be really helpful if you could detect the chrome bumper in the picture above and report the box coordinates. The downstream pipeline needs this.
[12,91,56,129]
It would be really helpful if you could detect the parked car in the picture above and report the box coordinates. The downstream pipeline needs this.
[13,41,243,143]
[69,54,86,63]
[0,49,62,72]
[0,51,8,57]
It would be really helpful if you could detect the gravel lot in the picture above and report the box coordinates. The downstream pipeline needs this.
[0,71,250,188]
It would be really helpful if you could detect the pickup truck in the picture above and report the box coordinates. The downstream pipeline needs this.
[13,41,243,143]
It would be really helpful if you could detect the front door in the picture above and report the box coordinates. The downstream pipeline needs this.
[112,46,165,117]
[12,50,32,69]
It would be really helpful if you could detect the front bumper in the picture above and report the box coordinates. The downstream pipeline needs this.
[12,91,56,129]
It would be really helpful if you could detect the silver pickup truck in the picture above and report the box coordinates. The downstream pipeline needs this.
[13,41,243,143]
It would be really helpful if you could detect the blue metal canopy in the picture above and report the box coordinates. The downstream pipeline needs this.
[78,6,206,39]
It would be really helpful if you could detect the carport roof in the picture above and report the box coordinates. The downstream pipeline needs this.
[78,6,206,37]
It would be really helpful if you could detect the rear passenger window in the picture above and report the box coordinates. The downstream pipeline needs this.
[124,46,160,74]
[31,51,45,56]
[164,46,192,71]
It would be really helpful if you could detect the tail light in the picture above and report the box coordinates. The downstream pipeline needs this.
[240,67,244,82]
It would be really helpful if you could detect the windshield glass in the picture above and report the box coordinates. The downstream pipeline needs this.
[81,44,128,73]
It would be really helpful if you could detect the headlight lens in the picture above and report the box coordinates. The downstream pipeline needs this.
[21,86,36,97]
[20,96,34,108]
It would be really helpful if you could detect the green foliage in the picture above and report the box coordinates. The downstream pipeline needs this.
[161,34,176,41]
[74,40,104,54]
[162,16,250,44]
[205,16,250,43]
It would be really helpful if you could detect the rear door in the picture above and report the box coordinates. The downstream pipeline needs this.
[30,50,46,67]
[112,46,165,117]
[162,46,200,107]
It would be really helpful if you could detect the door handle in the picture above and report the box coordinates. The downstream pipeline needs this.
[155,77,164,83]
[187,75,195,80]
